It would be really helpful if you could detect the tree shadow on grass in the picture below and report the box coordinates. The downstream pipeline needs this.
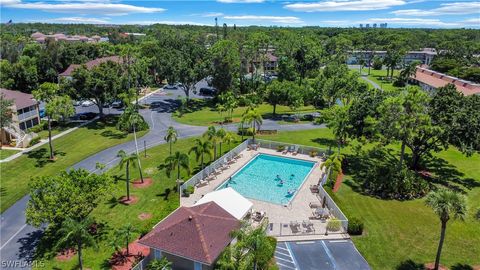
[311,138,338,149]
[451,264,474,270]
[396,259,424,270]
[100,130,127,139]
[157,188,172,201]
[105,196,120,209]
[26,148,66,168]
[423,156,479,193]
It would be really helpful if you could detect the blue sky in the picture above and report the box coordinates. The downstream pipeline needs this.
[1,0,479,28]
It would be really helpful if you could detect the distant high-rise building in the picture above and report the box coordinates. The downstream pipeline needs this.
[359,24,363,28]
[373,23,377,28]
[366,24,370,28]
[379,23,388,28]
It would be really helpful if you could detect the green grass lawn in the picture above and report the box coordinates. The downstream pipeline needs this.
[37,137,241,270]
[365,69,402,92]
[0,117,148,212]
[0,149,21,160]
[260,129,480,269]
[36,122,80,140]
[173,102,317,126]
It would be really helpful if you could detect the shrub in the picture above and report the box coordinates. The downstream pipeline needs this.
[277,145,285,152]
[30,121,47,133]
[327,218,342,232]
[183,186,195,197]
[28,136,41,147]
[237,127,254,136]
[475,208,480,221]
[347,217,364,235]
[309,150,318,157]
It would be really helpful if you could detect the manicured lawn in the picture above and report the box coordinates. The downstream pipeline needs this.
[260,129,480,269]
[37,136,241,269]
[365,69,402,92]
[0,149,20,160]
[36,122,80,140]
[0,117,148,212]
[173,101,317,126]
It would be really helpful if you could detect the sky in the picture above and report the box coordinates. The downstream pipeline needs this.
[0,0,479,28]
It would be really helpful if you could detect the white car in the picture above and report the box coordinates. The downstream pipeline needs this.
[163,84,178,90]
[81,100,94,107]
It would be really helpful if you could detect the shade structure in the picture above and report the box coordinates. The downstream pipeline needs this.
[195,187,253,220]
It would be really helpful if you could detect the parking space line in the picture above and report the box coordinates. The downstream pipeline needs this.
[276,262,297,270]
[275,250,291,257]
[285,242,299,270]
[321,240,338,270]
[275,256,294,263]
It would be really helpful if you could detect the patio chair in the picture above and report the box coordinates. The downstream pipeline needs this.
[234,153,243,160]
[293,145,300,156]
[252,211,265,222]
[289,221,301,234]
[310,184,320,193]
[282,146,289,155]
[196,179,209,187]
[309,202,321,208]
[302,220,315,233]
[222,158,231,169]
[227,157,236,165]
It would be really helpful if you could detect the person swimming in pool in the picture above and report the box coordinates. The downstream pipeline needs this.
[287,189,296,196]
[278,180,284,186]
[275,174,282,181]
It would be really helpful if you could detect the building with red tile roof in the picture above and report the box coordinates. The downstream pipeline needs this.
[411,66,480,96]
[138,202,240,269]
[59,56,123,77]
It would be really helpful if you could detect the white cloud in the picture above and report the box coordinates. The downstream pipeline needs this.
[128,20,211,26]
[1,0,165,15]
[284,0,406,12]
[367,17,460,27]
[217,0,264,3]
[48,17,110,24]
[392,2,480,16]
[201,12,224,17]
[224,15,304,24]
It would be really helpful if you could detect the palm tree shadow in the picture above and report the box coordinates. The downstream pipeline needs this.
[451,263,474,270]
[311,138,338,148]
[157,188,172,201]
[106,196,119,209]
[396,259,424,270]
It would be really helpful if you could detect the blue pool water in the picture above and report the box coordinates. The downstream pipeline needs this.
[217,154,316,205]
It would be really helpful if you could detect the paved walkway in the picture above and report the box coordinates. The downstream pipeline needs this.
[0,94,325,269]
[360,75,382,90]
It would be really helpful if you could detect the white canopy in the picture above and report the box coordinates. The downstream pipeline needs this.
[195,188,253,220]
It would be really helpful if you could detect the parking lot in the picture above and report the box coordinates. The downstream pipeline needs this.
[276,240,371,270]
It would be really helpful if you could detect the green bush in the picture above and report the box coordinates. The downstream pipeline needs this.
[327,218,342,232]
[30,121,48,133]
[475,208,480,221]
[28,136,41,147]
[237,127,254,136]
[277,145,285,152]
[347,217,364,235]
[183,186,195,197]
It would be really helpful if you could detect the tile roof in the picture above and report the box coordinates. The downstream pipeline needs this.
[59,56,122,76]
[0,88,37,109]
[138,202,240,265]
[413,66,480,96]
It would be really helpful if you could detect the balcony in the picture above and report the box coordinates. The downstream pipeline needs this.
[18,110,38,121]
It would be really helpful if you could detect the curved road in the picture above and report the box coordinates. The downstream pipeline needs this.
[0,92,323,269]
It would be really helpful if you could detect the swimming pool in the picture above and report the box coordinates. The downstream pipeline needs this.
[217,154,316,205]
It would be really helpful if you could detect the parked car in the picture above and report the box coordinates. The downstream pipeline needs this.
[199,87,217,96]
[81,100,94,107]
[111,100,123,108]
[39,108,45,118]
[163,84,177,90]
[73,100,82,106]
[79,112,98,120]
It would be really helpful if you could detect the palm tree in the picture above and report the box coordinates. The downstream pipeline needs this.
[114,223,137,256]
[216,128,227,156]
[164,151,190,192]
[203,126,218,160]
[164,126,178,156]
[400,60,420,86]
[128,109,145,183]
[320,153,344,186]
[189,139,213,172]
[425,189,467,270]
[147,258,172,270]
[117,150,138,201]
[242,108,263,142]
[231,223,275,270]
[223,132,235,153]
[216,103,226,122]
[56,217,97,270]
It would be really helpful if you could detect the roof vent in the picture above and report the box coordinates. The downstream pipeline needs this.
[188,215,193,221]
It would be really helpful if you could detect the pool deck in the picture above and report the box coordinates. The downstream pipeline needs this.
[181,147,350,241]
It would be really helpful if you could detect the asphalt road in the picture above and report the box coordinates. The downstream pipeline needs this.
[0,88,323,269]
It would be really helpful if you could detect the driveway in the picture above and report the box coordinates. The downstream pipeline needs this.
[276,240,370,270]
[0,89,324,269]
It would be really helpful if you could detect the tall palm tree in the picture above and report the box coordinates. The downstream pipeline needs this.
[203,126,218,159]
[216,128,227,156]
[223,132,235,153]
[242,108,263,142]
[425,189,466,270]
[400,60,420,86]
[128,110,144,183]
[189,139,213,172]
[164,126,178,156]
[164,151,190,192]
[231,223,274,270]
[117,150,138,201]
[56,217,97,270]
[114,223,137,256]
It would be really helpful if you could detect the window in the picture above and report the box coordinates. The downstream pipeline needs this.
[154,249,162,259]
[19,122,26,130]
[194,262,202,270]
[32,117,39,126]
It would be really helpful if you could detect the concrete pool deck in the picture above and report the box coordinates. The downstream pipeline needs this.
[181,147,350,240]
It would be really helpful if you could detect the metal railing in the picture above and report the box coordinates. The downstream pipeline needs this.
[317,187,349,231]
[131,252,154,270]
[267,219,348,237]
[180,139,250,194]
[254,139,330,157]
[17,110,38,121]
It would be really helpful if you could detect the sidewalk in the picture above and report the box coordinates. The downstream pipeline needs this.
[0,117,98,163]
